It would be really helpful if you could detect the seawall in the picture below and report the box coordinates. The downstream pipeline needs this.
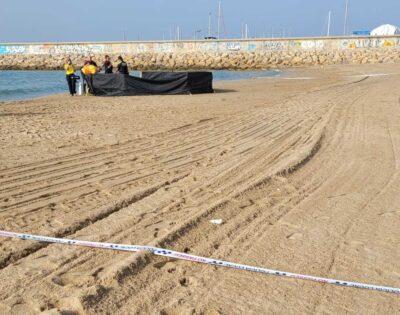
[1,36,400,70]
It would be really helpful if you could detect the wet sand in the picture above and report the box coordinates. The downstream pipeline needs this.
[0,64,399,314]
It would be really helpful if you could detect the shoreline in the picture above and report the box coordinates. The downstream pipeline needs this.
[0,69,281,103]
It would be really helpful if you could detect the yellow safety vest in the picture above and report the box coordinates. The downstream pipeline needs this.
[64,64,75,75]
[82,64,97,75]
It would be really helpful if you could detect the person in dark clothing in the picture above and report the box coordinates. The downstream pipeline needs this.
[116,56,129,75]
[102,55,113,74]
[64,58,76,96]
[88,55,98,67]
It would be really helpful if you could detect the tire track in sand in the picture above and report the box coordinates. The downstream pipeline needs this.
[0,81,334,271]
[0,77,359,313]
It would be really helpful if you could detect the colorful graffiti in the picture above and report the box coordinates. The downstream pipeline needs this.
[291,40,324,50]
[0,37,399,56]
[0,44,106,55]
[0,45,26,55]
[341,38,400,49]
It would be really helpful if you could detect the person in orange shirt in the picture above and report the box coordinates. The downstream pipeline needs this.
[81,60,98,94]
[64,57,76,96]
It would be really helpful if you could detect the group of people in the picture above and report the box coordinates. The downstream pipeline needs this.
[64,55,129,96]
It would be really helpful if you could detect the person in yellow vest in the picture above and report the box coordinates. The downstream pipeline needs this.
[81,61,98,95]
[64,58,76,96]
[81,61,97,75]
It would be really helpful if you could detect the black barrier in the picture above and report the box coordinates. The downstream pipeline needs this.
[87,72,213,96]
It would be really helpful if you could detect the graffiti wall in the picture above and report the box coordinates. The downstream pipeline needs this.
[1,36,400,56]
[340,38,400,49]
[0,45,26,55]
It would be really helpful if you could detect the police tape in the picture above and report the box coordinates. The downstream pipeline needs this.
[0,230,399,295]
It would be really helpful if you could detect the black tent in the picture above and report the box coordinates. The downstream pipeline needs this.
[87,72,213,96]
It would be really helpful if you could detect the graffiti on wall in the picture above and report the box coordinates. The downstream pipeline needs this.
[264,41,287,51]
[153,43,174,53]
[0,44,106,55]
[0,44,107,55]
[291,40,324,50]
[226,42,241,51]
[1,37,400,56]
[111,43,134,54]
[197,41,219,52]
[341,38,400,49]
[0,45,26,55]
[302,40,324,49]
[47,44,106,54]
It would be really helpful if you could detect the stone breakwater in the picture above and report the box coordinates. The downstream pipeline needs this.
[1,49,400,71]
[1,37,400,70]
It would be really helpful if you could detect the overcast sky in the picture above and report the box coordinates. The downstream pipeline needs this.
[1,0,399,42]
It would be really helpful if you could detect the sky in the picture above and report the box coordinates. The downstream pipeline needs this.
[1,0,400,42]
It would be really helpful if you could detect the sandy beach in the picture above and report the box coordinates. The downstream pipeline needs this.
[0,64,399,314]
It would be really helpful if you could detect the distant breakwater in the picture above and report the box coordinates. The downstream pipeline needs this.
[1,36,400,70]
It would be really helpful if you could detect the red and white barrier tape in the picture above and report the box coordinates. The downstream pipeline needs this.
[0,230,399,295]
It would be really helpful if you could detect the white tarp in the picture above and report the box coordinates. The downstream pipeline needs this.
[371,24,400,36]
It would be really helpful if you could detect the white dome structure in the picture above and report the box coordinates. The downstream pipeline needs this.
[371,24,400,36]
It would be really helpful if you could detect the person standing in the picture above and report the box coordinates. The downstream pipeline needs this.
[88,55,98,67]
[64,57,76,96]
[116,56,129,75]
[81,61,98,94]
[102,55,113,74]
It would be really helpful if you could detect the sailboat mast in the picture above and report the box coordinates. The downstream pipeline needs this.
[217,1,221,39]
[327,11,332,37]
[344,0,349,35]
[208,12,212,37]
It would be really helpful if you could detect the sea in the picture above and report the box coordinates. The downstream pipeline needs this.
[0,70,281,102]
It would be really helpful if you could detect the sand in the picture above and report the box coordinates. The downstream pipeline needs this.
[0,64,399,314]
